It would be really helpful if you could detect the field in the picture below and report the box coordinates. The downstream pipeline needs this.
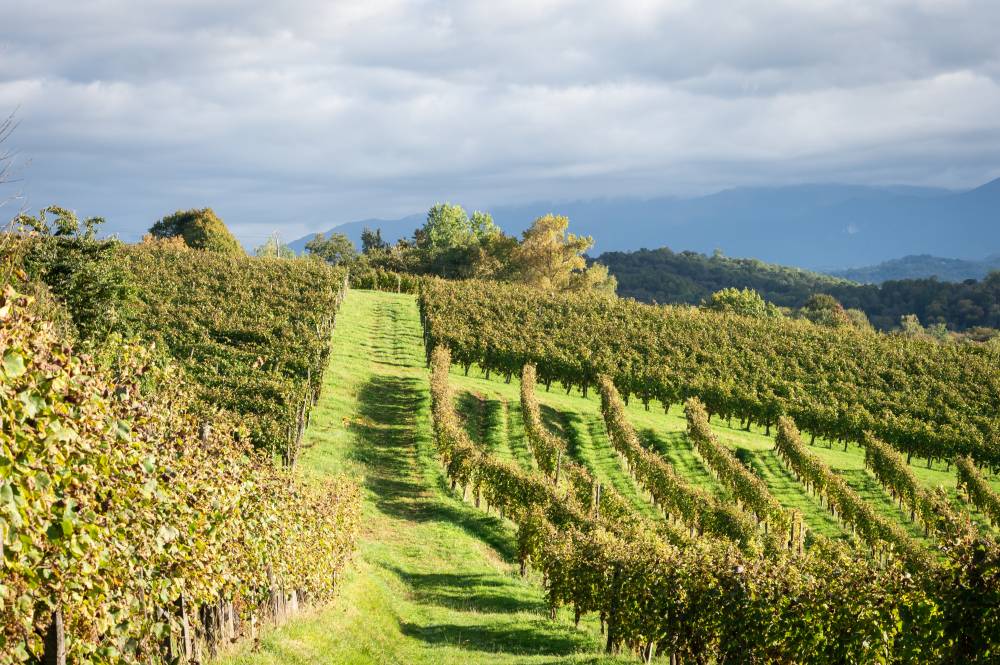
[220,289,999,663]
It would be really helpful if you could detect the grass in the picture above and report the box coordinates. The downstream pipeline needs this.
[218,290,630,665]
[220,289,997,664]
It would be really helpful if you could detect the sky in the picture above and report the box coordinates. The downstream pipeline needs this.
[2,0,1000,246]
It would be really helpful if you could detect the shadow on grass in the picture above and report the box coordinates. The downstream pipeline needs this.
[399,618,593,657]
[353,374,517,560]
[382,565,547,614]
[739,448,849,541]
[836,468,928,541]
[638,428,726,501]
[457,391,504,453]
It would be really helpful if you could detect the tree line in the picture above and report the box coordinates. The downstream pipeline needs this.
[598,246,1000,334]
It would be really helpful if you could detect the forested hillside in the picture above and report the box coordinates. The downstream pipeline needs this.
[596,248,851,307]
[598,247,1000,331]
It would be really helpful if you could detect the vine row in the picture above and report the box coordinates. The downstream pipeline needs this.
[418,278,1000,468]
[774,417,930,567]
[684,397,792,539]
[956,455,1000,527]
[0,289,361,664]
[863,433,968,539]
[427,342,999,662]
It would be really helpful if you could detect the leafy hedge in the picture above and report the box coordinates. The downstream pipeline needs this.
[120,243,348,462]
[0,288,360,663]
[349,268,420,294]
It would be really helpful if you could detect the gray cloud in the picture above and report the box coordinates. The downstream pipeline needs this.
[1,0,999,244]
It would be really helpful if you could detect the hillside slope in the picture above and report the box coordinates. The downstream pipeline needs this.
[830,254,1000,283]
[222,289,999,664]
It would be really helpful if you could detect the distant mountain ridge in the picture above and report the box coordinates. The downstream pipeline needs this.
[830,254,1000,284]
[290,178,1000,270]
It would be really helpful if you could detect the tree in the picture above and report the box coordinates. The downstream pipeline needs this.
[799,293,851,328]
[509,214,612,293]
[14,206,134,341]
[361,227,388,254]
[305,232,357,266]
[569,261,618,295]
[899,313,925,337]
[254,232,295,259]
[149,208,244,255]
[418,203,475,251]
[702,287,781,318]
[469,210,500,241]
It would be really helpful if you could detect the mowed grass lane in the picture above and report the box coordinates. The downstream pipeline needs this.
[218,290,626,665]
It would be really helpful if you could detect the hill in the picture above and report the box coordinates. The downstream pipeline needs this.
[289,179,1000,269]
[596,247,855,308]
[831,254,1000,283]
[596,247,1000,331]
[222,289,1000,664]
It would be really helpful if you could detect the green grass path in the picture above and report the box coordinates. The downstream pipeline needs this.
[219,290,624,665]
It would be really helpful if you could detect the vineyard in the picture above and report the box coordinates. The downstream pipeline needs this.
[1,240,360,664]
[4,255,1000,663]
[416,278,1000,662]
[418,278,1000,467]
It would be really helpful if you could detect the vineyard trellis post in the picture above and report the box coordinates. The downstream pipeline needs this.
[43,607,65,665]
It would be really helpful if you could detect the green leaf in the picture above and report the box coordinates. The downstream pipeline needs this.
[19,391,46,418]
[2,351,25,378]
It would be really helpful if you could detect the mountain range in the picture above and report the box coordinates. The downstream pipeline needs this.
[289,178,1000,271]
[829,254,1000,284]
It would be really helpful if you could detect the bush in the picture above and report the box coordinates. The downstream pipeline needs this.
[148,208,244,255]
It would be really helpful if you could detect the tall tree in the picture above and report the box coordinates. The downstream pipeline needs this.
[418,203,476,251]
[254,232,295,259]
[305,232,357,266]
[469,210,500,241]
[361,227,388,254]
[149,208,244,255]
[510,214,614,293]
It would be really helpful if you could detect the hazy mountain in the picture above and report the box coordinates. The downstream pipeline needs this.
[831,254,1000,284]
[290,179,1000,269]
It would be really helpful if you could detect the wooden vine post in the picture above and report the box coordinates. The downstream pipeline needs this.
[43,607,65,665]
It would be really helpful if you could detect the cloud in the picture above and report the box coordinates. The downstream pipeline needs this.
[1,0,999,244]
